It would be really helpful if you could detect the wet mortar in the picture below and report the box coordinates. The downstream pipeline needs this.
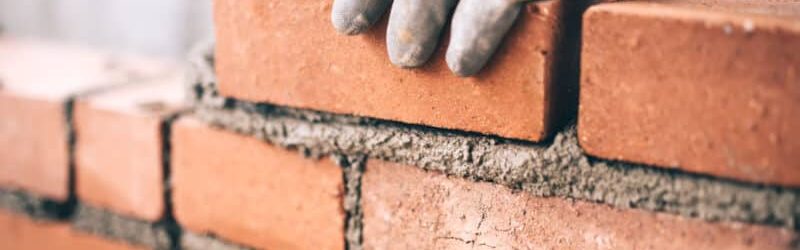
[189,43,800,230]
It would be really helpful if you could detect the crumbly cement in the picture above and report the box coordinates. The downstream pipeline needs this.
[72,204,172,250]
[181,231,253,250]
[189,44,800,229]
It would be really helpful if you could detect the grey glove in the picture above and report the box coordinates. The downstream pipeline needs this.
[332,0,528,77]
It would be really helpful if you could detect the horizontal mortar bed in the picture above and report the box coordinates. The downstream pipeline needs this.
[190,46,800,230]
[0,208,143,250]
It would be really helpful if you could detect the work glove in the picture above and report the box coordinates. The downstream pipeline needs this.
[332,0,528,77]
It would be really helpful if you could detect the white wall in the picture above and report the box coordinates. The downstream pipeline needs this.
[0,0,214,58]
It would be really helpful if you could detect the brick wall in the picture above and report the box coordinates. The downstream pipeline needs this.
[1,0,799,249]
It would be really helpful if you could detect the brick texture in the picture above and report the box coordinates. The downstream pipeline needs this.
[75,71,186,222]
[0,209,142,250]
[579,2,800,186]
[0,38,170,201]
[214,0,580,141]
[172,117,345,250]
[362,160,797,250]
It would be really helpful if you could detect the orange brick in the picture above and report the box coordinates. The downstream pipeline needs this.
[362,160,797,249]
[171,117,345,250]
[74,70,186,222]
[579,2,800,186]
[214,0,581,141]
[0,38,171,201]
[0,209,142,250]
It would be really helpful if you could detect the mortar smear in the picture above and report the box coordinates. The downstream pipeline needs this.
[188,44,800,229]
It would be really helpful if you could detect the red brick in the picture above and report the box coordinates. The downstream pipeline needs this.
[0,209,143,250]
[363,160,797,250]
[74,70,186,222]
[214,0,577,141]
[0,38,171,201]
[171,117,345,250]
[579,2,800,186]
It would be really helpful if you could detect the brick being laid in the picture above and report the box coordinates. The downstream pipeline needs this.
[579,1,800,186]
[214,0,588,142]
[0,38,172,201]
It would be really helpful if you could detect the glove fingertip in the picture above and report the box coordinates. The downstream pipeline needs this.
[332,13,371,35]
[446,50,483,77]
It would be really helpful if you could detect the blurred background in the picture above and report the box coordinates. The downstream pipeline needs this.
[0,0,213,59]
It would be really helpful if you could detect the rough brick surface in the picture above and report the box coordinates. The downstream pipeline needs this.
[172,117,345,250]
[0,38,171,201]
[0,209,142,250]
[362,160,798,250]
[214,0,582,141]
[75,71,186,222]
[579,2,800,186]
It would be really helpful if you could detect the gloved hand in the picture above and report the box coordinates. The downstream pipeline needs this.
[332,0,528,77]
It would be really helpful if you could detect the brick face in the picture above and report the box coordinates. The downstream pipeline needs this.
[0,93,70,201]
[171,117,345,250]
[0,209,142,250]
[75,73,186,222]
[0,38,170,201]
[362,160,797,250]
[214,0,578,141]
[579,2,800,186]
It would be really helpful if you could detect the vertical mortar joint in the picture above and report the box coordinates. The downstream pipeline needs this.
[335,154,366,250]
[158,113,185,250]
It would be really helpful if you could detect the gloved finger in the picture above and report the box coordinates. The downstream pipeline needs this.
[387,0,458,68]
[332,0,392,35]
[446,0,527,76]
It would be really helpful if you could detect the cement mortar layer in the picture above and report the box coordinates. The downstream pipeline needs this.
[336,154,366,250]
[0,190,172,249]
[181,231,253,250]
[73,204,172,250]
[189,44,800,229]
[0,188,69,220]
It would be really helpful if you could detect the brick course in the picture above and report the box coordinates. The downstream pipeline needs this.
[171,117,346,250]
[579,2,800,186]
